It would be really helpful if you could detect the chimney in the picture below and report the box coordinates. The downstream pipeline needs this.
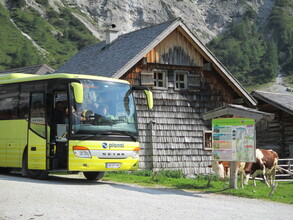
[105,24,118,44]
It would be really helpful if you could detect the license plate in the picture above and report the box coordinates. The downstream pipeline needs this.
[106,163,121,169]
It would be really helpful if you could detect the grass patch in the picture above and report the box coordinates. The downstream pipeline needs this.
[245,80,275,92]
[104,170,293,204]
[284,75,293,88]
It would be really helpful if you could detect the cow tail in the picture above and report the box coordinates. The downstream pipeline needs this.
[276,165,283,174]
[274,158,283,174]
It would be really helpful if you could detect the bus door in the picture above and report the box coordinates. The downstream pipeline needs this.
[50,91,68,169]
[27,92,47,170]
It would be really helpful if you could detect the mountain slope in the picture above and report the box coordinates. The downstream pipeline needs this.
[0,3,41,69]
[0,0,99,69]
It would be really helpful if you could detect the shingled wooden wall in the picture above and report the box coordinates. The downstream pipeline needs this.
[255,102,293,158]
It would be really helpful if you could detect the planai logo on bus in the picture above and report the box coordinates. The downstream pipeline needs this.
[102,142,108,149]
[102,142,124,149]
[109,143,124,149]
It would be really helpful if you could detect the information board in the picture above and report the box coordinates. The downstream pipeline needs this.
[212,118,256,162]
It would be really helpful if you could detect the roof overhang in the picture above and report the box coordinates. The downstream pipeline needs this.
[252,91,293,116]
[203,104,275,122]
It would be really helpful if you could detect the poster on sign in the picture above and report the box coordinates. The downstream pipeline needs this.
[212,118,256,162]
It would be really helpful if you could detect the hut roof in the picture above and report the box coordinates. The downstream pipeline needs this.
[203,104,274,122]
[252,91,293,116]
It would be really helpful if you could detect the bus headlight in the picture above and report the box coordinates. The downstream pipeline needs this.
[132,147,140,158]
[73,146,92,158]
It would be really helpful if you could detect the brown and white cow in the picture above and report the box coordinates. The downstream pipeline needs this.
[212,161,246,188]
[244,149,279,187]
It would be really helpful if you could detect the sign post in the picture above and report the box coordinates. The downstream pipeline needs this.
[212,118,256,189]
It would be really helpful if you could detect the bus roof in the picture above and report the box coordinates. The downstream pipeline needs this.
[0,73,129,85]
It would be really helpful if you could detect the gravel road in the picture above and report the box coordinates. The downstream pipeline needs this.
[0,173,292,220]
[266,74,293,94]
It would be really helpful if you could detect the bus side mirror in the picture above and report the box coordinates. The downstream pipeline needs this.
[144,89,153,110]
[71,82,83,104]
[132,86,153,110]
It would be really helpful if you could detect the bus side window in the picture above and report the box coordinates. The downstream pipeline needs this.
[29,93,46,138]
[0,85,19,120]
[18,86,29,119]
[31,101,45,117]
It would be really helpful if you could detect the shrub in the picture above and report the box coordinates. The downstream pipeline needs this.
[132,170,153,177]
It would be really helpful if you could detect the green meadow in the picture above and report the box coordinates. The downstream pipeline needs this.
[104,170,293,204]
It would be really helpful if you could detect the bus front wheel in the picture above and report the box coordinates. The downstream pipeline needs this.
[83,171,105,181]
[22,150,48,180]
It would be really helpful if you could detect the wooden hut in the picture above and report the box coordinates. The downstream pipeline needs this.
[252,91,293,157]
[55,18,256,176]
[0,64,54,75]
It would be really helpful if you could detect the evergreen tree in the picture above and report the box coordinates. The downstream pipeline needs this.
[12,48,25,68]
[11,42,40,68]
[208,15,274,86]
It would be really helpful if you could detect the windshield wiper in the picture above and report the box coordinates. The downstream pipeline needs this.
[72,134,96,140]
[73,130,137,141]
[110,130,137,141]
[90,130,137,141]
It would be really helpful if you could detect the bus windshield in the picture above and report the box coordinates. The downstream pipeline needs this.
[71,80,138,139]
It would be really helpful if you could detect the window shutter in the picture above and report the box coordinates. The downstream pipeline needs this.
[188,74,201,88]
[141,71,154,86]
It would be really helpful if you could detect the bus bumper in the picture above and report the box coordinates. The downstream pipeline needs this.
[68,158,139,172]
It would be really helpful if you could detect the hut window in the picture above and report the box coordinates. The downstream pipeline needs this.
[203,131,212,150]
[174,71,188,90]
[154,70,167,88]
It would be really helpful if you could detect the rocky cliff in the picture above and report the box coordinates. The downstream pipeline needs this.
[24,0,275,43]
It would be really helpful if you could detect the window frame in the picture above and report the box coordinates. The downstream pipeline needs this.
[153,70,168,89]
[174,70,188,90]
[203,130,212,151]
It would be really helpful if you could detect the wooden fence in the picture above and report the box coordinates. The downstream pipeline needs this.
[275,158,293,181]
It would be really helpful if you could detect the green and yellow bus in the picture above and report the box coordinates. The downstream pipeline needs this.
[0,73,153,180]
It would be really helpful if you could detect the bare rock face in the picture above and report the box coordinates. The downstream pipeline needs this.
[3,0,275,43]
[69,0,275,43]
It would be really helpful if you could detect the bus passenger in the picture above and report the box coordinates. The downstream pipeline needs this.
[87,90,101,114]
[53,101,66,124]
[97,105,114,124]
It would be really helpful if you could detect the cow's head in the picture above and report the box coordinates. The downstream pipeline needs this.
[211,161,225,180]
